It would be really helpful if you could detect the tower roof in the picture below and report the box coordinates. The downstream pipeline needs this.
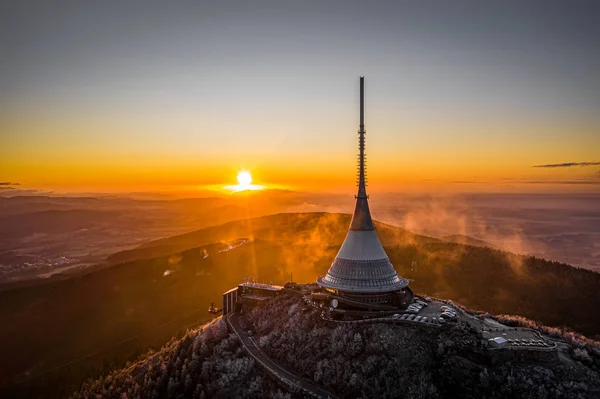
[317,77,409,294]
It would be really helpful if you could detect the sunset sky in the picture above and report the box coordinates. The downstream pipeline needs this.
[1,1,599,194]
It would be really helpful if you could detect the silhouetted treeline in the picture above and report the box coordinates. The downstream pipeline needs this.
[385,242,600,338]
[75,291,600,398]
[73,318,288,399]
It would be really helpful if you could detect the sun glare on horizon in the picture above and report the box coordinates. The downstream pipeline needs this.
[223,170,265,192]
[237,171,252,187]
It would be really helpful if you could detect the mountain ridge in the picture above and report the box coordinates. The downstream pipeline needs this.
[107,212,438,264]
[73,288,600,399]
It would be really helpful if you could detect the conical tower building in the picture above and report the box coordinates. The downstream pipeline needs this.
[317,77,412,309]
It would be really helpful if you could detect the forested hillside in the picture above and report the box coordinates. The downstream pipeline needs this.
[74,291,600,398]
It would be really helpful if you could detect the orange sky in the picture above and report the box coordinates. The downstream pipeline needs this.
[2,109,599,194]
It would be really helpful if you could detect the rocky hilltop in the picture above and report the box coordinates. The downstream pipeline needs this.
[74,286,600,399]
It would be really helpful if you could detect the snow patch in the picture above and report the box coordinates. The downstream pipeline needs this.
[218,239,250,253]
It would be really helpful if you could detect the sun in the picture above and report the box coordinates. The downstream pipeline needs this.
[237,171,252,188]
[222,170,265,192]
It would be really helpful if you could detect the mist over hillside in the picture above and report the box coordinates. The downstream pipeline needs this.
[1,192,598,285]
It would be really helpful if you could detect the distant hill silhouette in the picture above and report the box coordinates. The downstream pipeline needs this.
[0,210,119,238]
[0,210,121,253]
[442,234,497,249]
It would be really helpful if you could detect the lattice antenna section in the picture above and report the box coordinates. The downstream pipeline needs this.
[356,76,368,199]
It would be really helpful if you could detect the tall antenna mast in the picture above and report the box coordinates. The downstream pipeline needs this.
[348,76,374,231]
[357,76,367,199]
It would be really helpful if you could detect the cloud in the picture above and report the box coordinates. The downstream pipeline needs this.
[451,180,491,184]
[533,162,600,168]
[0,188,46,197]
[451,177,600,185]
[499,178,600,185]
[0,182,20,186]
[523,180,600,185]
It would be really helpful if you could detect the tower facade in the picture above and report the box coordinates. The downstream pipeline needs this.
[317,77,411,307]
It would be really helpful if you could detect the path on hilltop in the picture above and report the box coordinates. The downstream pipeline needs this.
[227,312,338,399]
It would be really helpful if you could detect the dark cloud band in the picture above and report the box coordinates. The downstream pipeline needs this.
[533,162,600,168]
